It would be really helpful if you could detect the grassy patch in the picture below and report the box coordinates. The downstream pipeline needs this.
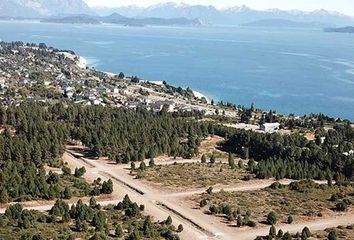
[58,175,92,197]
[195,181,354,226]
[135,162,249,189]
[313,225,354,240]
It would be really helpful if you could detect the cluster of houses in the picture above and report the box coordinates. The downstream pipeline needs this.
[0,42,211,114]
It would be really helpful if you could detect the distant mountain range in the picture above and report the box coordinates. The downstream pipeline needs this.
[93,3,354,27]
[0,0,93,18]
[2,0,354,28]
[41,13,202,27]
[324,26,354,33]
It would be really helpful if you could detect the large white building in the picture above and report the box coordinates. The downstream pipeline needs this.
[260,123,280,133]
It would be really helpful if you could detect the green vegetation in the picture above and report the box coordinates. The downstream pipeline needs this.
[0,195,180,240]
[221,123,354,181]
[196,180,354,226]
[309,225,354,240]
[255,226,312,240]
[0,102,213,202]
[133,162,248,189]
[65,104,212,161]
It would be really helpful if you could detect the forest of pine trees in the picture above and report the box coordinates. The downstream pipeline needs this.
[0,102,214,202]
[64,104,213,161]
[221,123,354,181]
[1,101,353,202]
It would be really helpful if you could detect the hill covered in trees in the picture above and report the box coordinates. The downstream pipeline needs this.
[221,122,354,181]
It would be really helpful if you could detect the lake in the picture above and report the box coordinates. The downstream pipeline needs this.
[1,21,354,120]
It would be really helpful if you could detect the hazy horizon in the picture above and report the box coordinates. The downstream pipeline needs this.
[84,0,354,16]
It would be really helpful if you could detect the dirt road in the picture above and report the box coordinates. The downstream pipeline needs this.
[1,149,352,240]
[64,150,354,240]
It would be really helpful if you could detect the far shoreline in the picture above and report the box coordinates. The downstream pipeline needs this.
[77,55,212,104]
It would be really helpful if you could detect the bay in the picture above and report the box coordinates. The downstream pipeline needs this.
[1,20,354,120]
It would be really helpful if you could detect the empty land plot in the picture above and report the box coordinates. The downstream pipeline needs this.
[197,136,226,158]
[193,180,354,228]
[134,162,249,190]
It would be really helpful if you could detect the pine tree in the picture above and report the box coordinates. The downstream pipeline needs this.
[287,215,294,224]
[149,158,155,167]
[131,162,136,170]
[143,216,154,237]
[89,197,97,208]
[165,216,173,225]
[101,179,113,194]
[63,187,72,199]
[0,187,9,203]
[201,154,206,163]
[301,227,311,239]
[328,229,337,240]
[267,211,277,225]
[269,225,276,238]
[139,162,147,171]
[92,211,106,232]
[283,232,292,240]
[177,224,184,232]
[228,153,235,169]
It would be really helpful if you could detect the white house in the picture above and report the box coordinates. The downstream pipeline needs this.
[152,100,175,112]
[113,88,119,94]
[260,123,280,133]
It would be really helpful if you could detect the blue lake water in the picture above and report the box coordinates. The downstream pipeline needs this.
[1,21,354,120]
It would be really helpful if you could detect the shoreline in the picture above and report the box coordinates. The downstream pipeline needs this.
[79,55,212,104]
[74,55,352,121]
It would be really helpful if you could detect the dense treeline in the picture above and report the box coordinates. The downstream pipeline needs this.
[0,195,180,240]
[0,103,116,203]
[222,123,354,181]
[280,113,348,130]
[0,102,212,202]
[0,103,71,202]
[63,104,213,162]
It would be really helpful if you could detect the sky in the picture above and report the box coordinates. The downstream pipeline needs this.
[84,0,354,16]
